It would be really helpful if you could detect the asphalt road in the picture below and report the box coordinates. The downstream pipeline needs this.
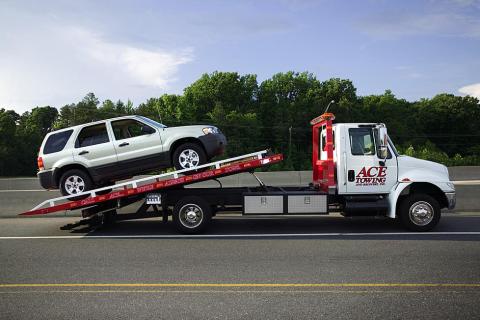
[1,214,479,319]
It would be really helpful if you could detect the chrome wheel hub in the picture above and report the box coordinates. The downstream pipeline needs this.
[64,175,85,195]
[179,149,200,169]
[179,204,203,228]
[409,201,434,226]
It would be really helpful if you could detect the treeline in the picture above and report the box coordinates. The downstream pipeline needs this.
[1,71,479,176]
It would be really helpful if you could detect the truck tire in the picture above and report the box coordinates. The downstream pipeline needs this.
[173,196,211,234]
[398,194,441,232]
[59,169,93,200]
[172,143,207,171]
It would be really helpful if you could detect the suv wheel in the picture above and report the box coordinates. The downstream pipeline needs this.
[173,143,207,171]
[60,169,93,199]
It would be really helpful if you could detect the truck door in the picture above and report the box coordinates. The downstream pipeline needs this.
[345,126,397,194]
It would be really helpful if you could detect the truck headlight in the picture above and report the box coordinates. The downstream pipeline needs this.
[203,127,219,135]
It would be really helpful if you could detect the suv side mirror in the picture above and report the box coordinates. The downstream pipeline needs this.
[378,127,388,159]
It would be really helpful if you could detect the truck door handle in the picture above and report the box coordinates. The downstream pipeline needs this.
[78,150,89,155]
[119,142,129,147]
[348,170,355,182]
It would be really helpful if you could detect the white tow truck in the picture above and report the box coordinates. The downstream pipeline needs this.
[23,110,456,233]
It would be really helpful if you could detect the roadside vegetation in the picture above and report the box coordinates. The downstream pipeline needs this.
[1,71,479,176]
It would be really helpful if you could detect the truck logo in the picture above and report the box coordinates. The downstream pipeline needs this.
[356,167,387,186]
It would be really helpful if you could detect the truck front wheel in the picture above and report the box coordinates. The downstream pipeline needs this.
[398,194,441,232]
[173,196,211,234]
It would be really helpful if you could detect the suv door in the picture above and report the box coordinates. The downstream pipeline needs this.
[345,126,397,194]
[73,123,118,182]
[110,118,165,174]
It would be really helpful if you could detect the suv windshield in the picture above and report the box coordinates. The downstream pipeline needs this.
[138,116,166,128]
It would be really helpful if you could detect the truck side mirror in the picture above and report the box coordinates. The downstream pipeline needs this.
[378,127,388,160]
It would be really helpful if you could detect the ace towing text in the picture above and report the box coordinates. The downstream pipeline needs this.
[22,105,456,233]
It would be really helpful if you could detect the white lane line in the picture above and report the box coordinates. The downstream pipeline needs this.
[0,232,480,240]
[454,180,480,185]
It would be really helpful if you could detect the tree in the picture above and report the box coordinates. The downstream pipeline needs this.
[414,94,480,156]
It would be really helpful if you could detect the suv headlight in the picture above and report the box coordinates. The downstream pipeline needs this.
[203,127,219,135]
[446,182,455,191]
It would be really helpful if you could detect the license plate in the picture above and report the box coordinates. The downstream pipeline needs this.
[146,193,162,205]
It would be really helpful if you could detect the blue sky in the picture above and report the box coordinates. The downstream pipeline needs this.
[1,0,479,113]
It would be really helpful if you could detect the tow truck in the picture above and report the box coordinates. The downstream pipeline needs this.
[22,110,456,233]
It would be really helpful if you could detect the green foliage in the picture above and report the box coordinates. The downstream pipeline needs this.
[397,142,480,166]
[1,72,479,176]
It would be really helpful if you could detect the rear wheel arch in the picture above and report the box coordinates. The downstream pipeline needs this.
[54,164,93,187]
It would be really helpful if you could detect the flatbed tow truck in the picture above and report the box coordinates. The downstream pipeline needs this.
[22,111,456,233]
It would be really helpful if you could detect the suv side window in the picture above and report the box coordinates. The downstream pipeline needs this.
[349,128,375,156]
[111,119,154,140]
[75,124,110,148]
[43,130,73,154]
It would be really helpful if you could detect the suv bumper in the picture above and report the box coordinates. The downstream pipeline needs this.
[38,170,56,189]
[445,192,456,210]
[199,133,227,158]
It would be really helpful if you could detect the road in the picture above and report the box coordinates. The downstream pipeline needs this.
[1,213,479,319]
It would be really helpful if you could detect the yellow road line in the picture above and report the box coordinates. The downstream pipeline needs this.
[0,290,426,294]
[0,283,479,288]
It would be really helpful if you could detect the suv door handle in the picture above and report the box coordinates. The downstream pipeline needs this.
[78,150,89,155]
[119,142,129,147]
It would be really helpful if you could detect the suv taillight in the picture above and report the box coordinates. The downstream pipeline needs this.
[37,157,44,170]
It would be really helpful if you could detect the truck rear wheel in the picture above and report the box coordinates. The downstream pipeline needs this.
[173,196,211,234]
[398,194,441,232]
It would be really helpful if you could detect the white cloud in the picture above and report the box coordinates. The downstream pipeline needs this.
[459,83,480,98]
[64,27,193,89]
[0,12,193,112]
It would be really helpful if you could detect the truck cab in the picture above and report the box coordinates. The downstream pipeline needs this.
[314,113,456,231]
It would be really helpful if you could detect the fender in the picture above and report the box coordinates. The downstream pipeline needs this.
[387,181,452,218]
[387,182,411,218]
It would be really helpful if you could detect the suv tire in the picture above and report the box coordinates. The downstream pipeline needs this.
[59,169,93,200]
[173,143,207,171]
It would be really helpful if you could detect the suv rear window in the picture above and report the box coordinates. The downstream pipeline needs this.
[43,130,73,154]
[75,124,110,148]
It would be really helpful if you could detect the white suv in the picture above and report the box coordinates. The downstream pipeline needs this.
[37,116,226,196]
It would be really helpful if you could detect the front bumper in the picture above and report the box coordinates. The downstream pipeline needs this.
[199,133,227,158]
[37,170,56,189]
[445,192,456,210]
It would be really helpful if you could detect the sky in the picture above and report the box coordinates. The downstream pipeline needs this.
[1,0,479,113]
